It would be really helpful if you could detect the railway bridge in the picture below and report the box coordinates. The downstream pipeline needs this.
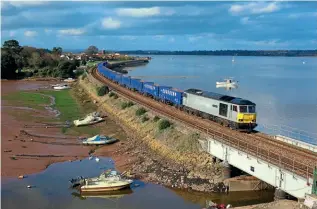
[90,68,317,200]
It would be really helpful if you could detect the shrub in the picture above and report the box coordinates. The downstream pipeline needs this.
[153,116,160,122]
[158,119,171,130]
[109,92,115,97]
[135,107,146,116]
[121,101,134,109]
[141,115,149,123]
[113,94,118,99]
[97,85,108,96]
[81,73,87,80]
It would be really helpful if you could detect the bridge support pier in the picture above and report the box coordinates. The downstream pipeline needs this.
[274,188,286,201]
[221,161,231,179]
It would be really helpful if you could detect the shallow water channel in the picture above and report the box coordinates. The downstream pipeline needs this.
[2,158,274,209]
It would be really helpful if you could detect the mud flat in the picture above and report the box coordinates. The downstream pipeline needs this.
[233,199,301,209]
[1,80,127,177]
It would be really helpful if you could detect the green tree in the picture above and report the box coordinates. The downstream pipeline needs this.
[2,39,22,54]
[1,51,17,79]
[52,47,62,56]
[85,45,98,55]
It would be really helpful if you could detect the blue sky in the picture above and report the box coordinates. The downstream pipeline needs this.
[1,1,317,50]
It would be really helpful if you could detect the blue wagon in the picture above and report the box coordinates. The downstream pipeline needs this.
[143,82,159,98]
[113,72,122,83]
[130,78,144,92]
[159,86,183,106]
[122,75,131,88]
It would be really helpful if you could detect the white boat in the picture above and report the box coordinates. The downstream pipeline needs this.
[53,84,70,90]
[73,114,104,127]
[64,78,76,82]
[82,135,117,145]
[80,170,133,193]
[216,78,237,86]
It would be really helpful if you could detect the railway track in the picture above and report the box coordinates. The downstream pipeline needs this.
[92,69,317,179]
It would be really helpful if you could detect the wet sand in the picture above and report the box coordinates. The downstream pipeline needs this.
[1,80,129,177]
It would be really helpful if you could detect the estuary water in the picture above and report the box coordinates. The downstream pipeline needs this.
[1,158,274,209]
[128,55,317,143]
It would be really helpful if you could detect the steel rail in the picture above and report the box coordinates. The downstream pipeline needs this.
[92,69,316,180]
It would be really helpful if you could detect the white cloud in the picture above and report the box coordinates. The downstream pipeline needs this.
[188,36,203,42]
[240,16,253,25]
[288,12,317,19]
[153,35,165,40]
[9,31,15,37]
[8,1,47,7]
[44,29,52,34]
[101,17,121,29]
[120,36,137,41]
[229,2,280,15]
[24,30,37,37]
[168,37,175,43]
[116,7,160,18]
[58,28,85,36]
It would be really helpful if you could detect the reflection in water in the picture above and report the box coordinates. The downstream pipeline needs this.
[171,188,274,208]
[216,84,238,91]
[2,158,275,209]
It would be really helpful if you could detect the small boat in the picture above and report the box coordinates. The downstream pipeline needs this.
[80,170,133,193]
[73,114,104,127]
[64,78,76,82]
[216,78,237,86]
[53,84,70,90]
[82,135,117,145]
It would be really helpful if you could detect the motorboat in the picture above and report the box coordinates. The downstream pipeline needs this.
[80,170,133,193]
[64,78,76,82]
[216,78,237,86]
[82,135,118,145]
[53,84,70,90]
[73,112,104,127]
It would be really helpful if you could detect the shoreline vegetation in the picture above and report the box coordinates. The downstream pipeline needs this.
[1,39,148,80]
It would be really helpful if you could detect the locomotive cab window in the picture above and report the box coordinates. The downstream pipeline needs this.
[233,105,238,112]
[219,103,228,117]
[239,106,248,113]
[248,106,256,113]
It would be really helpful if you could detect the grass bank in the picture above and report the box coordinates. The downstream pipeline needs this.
[3,87,100,136]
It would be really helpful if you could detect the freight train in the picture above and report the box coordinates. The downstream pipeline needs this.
[97,62,257,131]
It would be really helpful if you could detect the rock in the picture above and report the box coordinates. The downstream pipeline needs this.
[27,185,33,188]
[93,100,97,104]
[4,150,12,153]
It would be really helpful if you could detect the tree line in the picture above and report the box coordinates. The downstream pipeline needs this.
[117,50,317,57]
[1,40,102,80]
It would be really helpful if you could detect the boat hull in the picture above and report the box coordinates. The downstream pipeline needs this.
[80,183,131,192]
[73,118,104,127]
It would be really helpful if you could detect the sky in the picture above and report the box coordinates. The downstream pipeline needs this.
[1,1,317,51]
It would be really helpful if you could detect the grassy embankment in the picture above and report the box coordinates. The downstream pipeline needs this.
[3,87,100,136]
[79,76,223,180]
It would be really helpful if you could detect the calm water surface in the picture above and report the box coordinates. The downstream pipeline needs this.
[128,55,317,143]
[2,158,274,209]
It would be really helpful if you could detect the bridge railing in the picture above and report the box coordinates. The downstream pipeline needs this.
[258,123,317,146]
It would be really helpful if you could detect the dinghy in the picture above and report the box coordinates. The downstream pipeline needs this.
[82,135,117,145]
[73,114,104,127]
[216,78,237,86]
[80,170,133,193]
[53,84,70,90]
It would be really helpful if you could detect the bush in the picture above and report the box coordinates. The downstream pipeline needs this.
[158,119,171,130]
[153,116,160,122]
[113,94,118,99]
[81,73,87,80]
[141,115,149,123]
[121,101,134,109]
[97,86,108,96]
[135,107,146,116]
[109,92,115,97]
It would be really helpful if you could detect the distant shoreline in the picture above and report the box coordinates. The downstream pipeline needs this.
[116,50,317,57]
